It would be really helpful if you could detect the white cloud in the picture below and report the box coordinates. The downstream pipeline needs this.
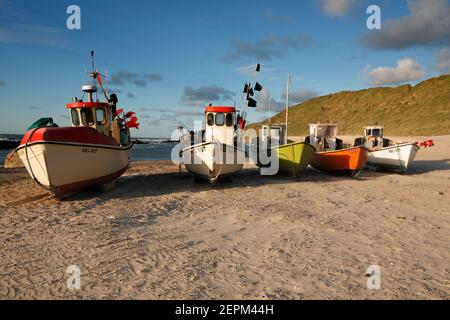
[318,0,357,16]
[257,87,318,113]
[361,0,450,49]
[222,34,312,62]
[179,85,235,107]
[366,58,425,86]
[0,23,65,47]
[283,88,319,104]
[0,2,65,48]
[257,89,284,113]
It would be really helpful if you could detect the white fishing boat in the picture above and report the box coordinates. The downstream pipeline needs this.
[16,52,139,197]
[180,64,263,184]
[180,106,245,184]
[255,74,316,177]
[354,126,420,172]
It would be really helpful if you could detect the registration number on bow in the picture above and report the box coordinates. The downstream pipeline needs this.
[82,148,98,154]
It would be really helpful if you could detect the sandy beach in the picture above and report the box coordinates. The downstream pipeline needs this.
[0,135,449,299]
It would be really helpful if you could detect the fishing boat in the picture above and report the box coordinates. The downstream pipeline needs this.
[255,74,315,177]
[180,106,246,184]
[16,52,138,197]
[354,126,420,172]
[307,123,368,177]
[180,64,263,184]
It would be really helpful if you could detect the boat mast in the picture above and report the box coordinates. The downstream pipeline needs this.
[370,104,374,126]
[105,68,109,97]
[285,74,290,143]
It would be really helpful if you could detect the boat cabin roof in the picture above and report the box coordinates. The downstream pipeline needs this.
[364,125,384,130]
[205,106,236,113]
[309,122,338,138]
[66,102,109,109]
[309,122,338,129]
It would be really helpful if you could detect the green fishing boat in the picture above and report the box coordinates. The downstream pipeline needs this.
[255,74,315,177]
[256,125,315,177]
[274,141,316,177]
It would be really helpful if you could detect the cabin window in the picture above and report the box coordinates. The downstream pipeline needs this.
[226,113,233,126]
[372,129,381,136]
[80,108,95,126]
[95,108,106,125]
[215,113,225,126]
[71,109,80,126]
[207,113,214,126]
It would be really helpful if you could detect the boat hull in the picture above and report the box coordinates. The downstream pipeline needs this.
[181,142,244,184]
[367,143,419,172]
[258,142,315,177]
[17,142,130,197]
[311,146,368,176]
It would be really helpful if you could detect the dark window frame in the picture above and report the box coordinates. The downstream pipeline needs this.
[207,113,214,126]
[80,108,95,126]
[226,113,233,127]
[71,109,80,126]
[95,108,107,125]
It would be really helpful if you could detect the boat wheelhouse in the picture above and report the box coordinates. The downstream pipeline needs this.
[181,63,262,184]
[354,125,420,173]
[255,74,315,177]
[307,122,367,177]
[354,125,390,150]
[261,124,286,145]
[181,105,245,184]
[307,122,342,152]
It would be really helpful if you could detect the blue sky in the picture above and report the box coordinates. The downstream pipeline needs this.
[0,0,449,137]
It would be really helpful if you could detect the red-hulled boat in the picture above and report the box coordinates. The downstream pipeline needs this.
[16,52,138,197]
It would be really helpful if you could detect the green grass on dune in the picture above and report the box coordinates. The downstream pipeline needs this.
[249,75,450,136]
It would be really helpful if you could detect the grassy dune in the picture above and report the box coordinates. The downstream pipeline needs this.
[250,75,450,136]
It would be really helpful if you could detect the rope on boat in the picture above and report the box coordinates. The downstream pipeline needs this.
[396,146,406,173]
[211,139,223,185]
[24,127,45,187]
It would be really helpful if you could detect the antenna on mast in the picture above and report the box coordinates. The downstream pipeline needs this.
[370,104,373,126]
[285,73,291,144]
[90,50,95,73]
[268,90,272,125]
[105,68,109,97]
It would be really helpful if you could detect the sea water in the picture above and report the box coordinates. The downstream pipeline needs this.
[0,134,176,165]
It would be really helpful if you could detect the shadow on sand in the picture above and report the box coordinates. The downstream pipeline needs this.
[69,166,362,201]
[59,159,450,201]
[407,159,450,174]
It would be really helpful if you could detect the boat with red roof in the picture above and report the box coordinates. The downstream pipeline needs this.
[180,105,246,184]
[16,52,139,197]
[179,64,264,184]
[180,64,263,184]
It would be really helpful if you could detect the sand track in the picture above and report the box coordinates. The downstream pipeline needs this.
[0,136,449,299]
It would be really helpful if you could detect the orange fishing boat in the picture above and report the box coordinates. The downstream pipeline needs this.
[306,123,368,176]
